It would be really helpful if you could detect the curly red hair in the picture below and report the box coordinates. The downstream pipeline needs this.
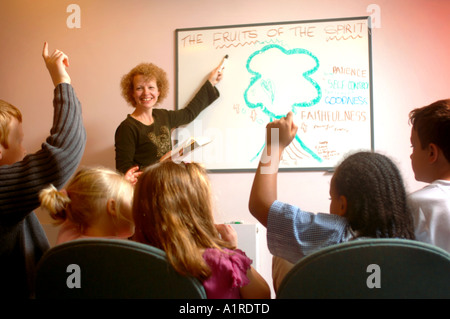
[120,63,170,107]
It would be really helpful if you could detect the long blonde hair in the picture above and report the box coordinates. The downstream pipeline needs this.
[39,167,134,232]
[132,161,233,281]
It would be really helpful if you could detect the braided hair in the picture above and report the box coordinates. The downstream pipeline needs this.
[332,151,415,239]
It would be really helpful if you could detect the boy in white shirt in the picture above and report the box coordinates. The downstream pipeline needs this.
[408,99,450,252]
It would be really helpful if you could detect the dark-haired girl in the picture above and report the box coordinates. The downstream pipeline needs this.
[249,112,415,289]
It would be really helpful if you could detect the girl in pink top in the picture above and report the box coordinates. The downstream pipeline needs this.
[202,246,252,298]
[39,167,135,244]
[132,161,270,299]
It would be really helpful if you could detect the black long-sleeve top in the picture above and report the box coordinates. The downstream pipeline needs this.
[114,81,219,174]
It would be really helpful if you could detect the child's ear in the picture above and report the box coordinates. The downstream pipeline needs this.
[106,198,117,217]
[428,143,439,163]
[337,195,347,217]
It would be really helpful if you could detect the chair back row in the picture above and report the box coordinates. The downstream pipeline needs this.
[35,238,206,299]
[36,238,450,299]
[277,239,450,299]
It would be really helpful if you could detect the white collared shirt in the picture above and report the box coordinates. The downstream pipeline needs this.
[408,180,450,253]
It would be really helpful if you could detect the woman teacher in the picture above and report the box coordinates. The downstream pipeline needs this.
[115,62,223,175]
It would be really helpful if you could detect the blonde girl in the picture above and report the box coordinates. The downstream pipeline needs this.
[132,161,270,299]
[39,167,134,244]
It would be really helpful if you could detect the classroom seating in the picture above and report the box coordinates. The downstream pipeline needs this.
[35,238,206,299]
[276,238,450,299]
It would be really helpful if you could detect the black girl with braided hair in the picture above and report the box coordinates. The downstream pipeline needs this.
[248,112,415,290]
[331,151,415,239]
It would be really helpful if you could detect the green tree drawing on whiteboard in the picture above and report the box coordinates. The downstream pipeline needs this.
[244,44,322,162]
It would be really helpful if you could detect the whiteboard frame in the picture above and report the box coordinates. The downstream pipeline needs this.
[175,16,374,173]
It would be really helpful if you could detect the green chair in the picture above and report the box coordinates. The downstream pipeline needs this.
[35,238,206,299]
[277,239,450,299]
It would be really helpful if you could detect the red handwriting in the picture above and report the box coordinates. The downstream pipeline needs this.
[300,110,367,122]
[324,23,365,35]
[250,109,257,122]
[180,33,203,47]
[315,141,339,161]
[289,26,316,37]
[332,66,367,78]
[213,29,258,47]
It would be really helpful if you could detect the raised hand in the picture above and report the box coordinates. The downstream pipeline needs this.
[124,165,142,186]
[265,111,298,151]
[208,60,225,86]
[42,42,71,86]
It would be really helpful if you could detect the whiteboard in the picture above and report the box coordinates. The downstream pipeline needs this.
[175,17,373,172]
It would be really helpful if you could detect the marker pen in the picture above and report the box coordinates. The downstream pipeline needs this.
[219,54,229,72]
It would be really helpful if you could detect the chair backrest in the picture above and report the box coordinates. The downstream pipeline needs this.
[277,239,450,299]
[35,238,206,299]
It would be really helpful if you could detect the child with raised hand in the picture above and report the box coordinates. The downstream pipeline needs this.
[39,167,134,244]
[132,161,270,299]
[408,99,450,252]
[0,42,86,298]
[249,112,415,268]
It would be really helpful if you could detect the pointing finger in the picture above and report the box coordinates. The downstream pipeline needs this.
[286,112,298,135]
[42,41,49,59]
[285,111,295,123]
